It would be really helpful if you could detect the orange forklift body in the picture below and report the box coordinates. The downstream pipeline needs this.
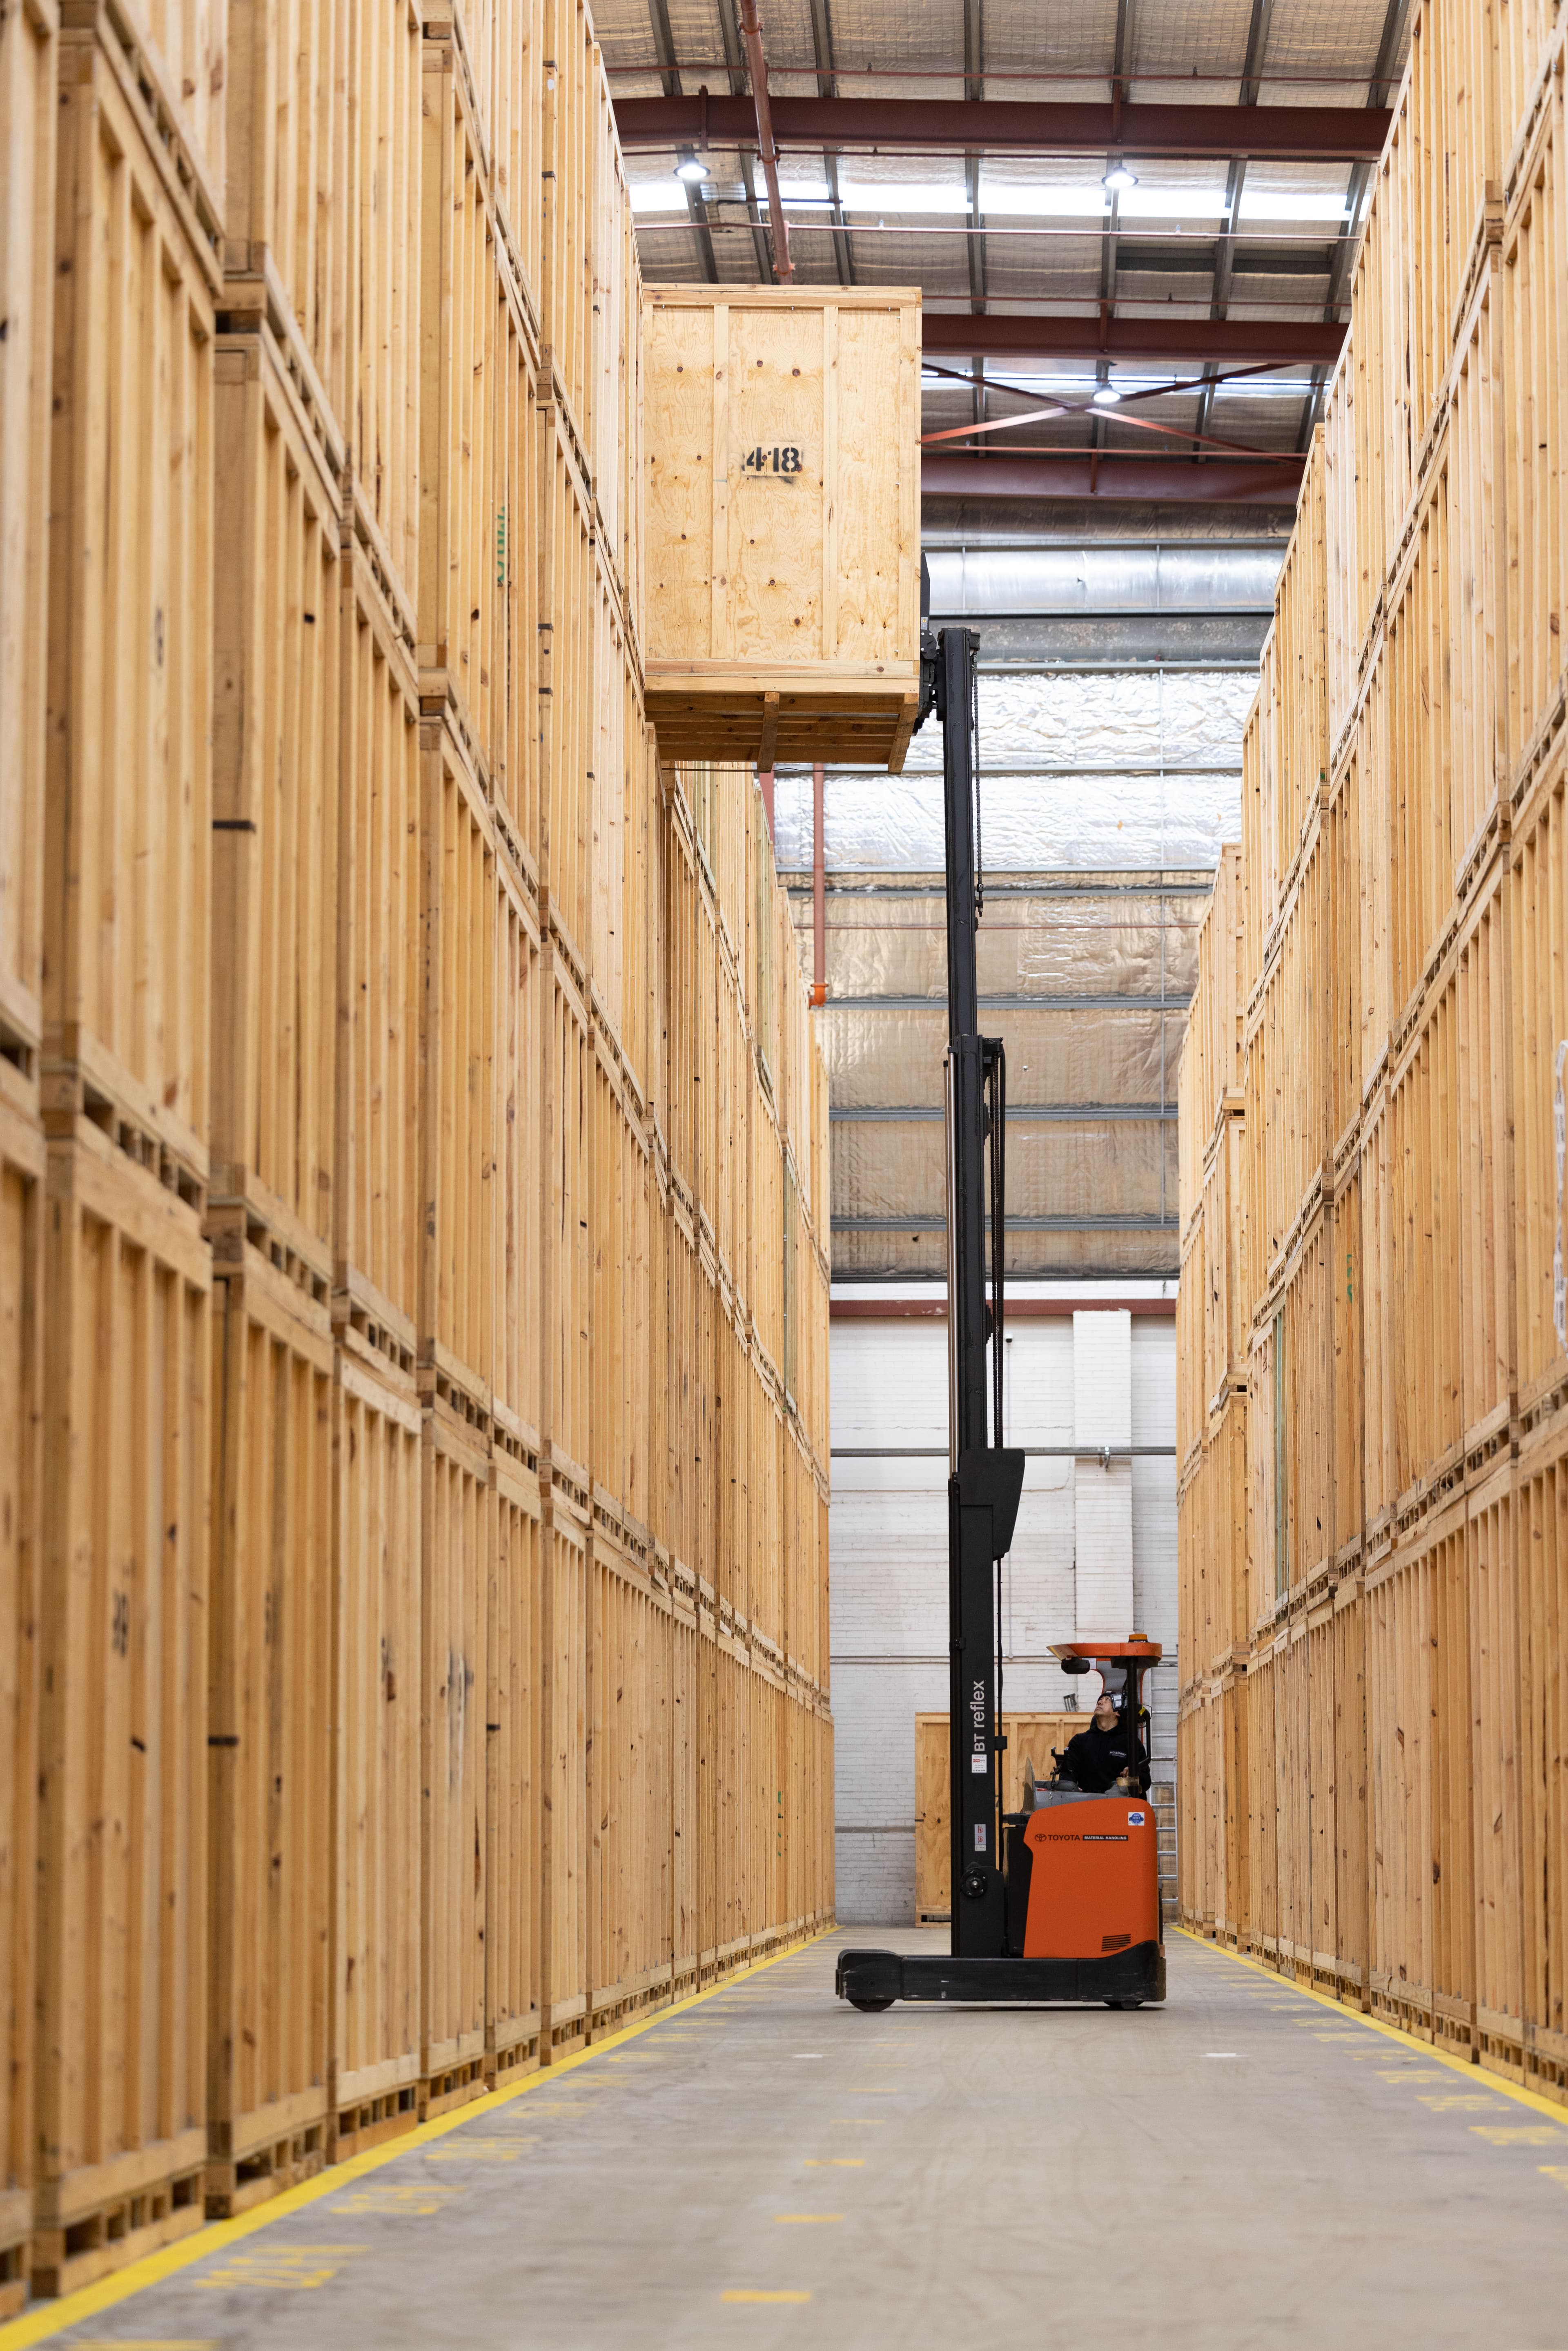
[1020,1794,1161,1960]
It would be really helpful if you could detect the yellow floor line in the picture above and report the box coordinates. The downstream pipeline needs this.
[1172,1925,1568,2126]
[0,1928,837,2351]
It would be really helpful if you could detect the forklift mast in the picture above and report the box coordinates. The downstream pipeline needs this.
[936,628,1024,1961]
[832,624,1166,2012]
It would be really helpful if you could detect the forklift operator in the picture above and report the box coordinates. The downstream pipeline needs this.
[1062,1691,1151,1795]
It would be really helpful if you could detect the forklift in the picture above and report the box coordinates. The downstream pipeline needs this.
[834,616,1167,2013]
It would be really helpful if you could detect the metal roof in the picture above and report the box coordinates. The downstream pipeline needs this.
[602,0,1410,508]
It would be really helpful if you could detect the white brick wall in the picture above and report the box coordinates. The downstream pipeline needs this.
[830,1292,1178,1925]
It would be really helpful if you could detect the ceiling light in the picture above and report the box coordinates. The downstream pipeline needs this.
[1102,162,1138,194]
[1091,383,1123,406]
[674,156,708,183]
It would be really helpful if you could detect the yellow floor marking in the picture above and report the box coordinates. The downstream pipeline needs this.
[0,1930,836,2351]
[69,2342,218,2348]
[721,2291,812,2304]
[196,2247,367,2293]
[773,2215,842,2224]
[330,2182,465,2215]
[1473,2127,1568,2146]
[1420,2095,1516,2113]
[803,2159,864,2168]
[1172,1928,1568,2125]
[1537,2168,1568,2192]
[1376,2070,1453,2084]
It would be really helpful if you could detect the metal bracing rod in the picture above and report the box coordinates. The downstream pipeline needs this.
[736,0,794,280]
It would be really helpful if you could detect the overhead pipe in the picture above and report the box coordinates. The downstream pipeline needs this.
[736,0,793,281]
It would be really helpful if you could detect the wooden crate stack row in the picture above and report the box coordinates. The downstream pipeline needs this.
[1178,0,1568,2108]
[0,0,831,2311]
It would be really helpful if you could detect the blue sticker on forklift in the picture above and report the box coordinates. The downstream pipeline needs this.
[1127,1810,1146,1825]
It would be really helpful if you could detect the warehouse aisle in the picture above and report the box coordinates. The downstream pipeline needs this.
[29,1930,1568,2351]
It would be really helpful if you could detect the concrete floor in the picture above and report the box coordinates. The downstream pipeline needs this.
[42,1928,1568,2351]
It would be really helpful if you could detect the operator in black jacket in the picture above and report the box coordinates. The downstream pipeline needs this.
[1061,1689,1151,1794]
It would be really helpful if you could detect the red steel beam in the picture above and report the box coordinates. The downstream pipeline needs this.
[920,450,1305,502]
[922,312,1346,367]
[613,93,1390,160]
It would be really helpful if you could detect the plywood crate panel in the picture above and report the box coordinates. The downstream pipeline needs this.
[1510,752,1568,1426]
[35,1136,210,2299]
[207,1256,334,2216]
[449,0,544,321]
[210,323,341,1283]
[542,958,591,1493]
[0,1093,43,2313]
[0,0,53,1080]
[420,1409,489,2105]
[1513,1418,1568,2097]
[336,546,422,1350]
[589,1048,649,1532]
[344,0,422,621]
[493,867,542,1448]
[420,35,539,833]
[487,1460,541,2081]
[1468,1463,1527,2078]
[220,0,347,449]
[45,32,218,1188]
[1366,1522,1477,2046]
[540,1513,587,2047]
[74,0,228,232]
[588,1547,671,2019]
[1501,97,1567,789]
[330,1345,421,2154]
[641,287,921,770]
[420,720,497,1403]
[539,405,596,961]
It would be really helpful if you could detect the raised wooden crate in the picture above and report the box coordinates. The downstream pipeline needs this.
[913,1711,1082,1921]
[641,286,921,771]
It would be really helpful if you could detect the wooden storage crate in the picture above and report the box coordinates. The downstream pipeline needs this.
[209,319,341,1278]
[420,1402,489,2113]
[45,28,218,1189]
[206,1252,334,2216]
[336,543,422,1353]
[35,1132,210,2299]
[0,0,53,1085]
[487,1455,542,2083]
[0,1084,43,2313]
[641,286,922,770]
[420,31,539,832]
[330,1341,422,2158]
[913,1713,1082,1920]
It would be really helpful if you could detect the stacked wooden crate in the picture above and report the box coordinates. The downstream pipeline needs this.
[1177,0,1568,2107]
[0,0,832,2304]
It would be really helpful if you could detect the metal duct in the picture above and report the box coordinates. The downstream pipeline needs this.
[922,542,1284,616]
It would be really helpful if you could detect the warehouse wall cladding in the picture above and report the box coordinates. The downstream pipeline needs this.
[0,0,841,2308]
[1177,0,1568,2104]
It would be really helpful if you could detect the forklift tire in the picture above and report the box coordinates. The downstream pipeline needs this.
[1105,1998,1143,2009]
[850,1999,894,2012]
